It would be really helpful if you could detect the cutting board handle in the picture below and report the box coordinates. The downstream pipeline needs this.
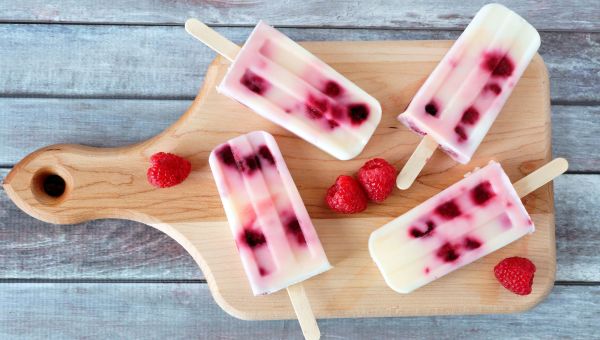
[1,58,227,226]
[3,143,154,225]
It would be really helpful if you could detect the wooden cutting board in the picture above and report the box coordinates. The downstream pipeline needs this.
[3,40,553,319]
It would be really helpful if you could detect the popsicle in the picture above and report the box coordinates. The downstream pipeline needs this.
[209,131,331,339]
[396,4,541,189]
[186,19,381,161]
[370,158,568,294]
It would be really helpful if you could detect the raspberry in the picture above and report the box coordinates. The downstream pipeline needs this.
[325,175,367,214]
[357,158,397,203]
[494,257,536,296]
[147,152,191,188]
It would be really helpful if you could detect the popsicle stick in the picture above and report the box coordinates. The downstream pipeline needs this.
[184,18,240,62]
[396,135,439,190]
[514,158,569,198]
[287,283,320,340]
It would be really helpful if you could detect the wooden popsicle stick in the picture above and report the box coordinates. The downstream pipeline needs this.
[514,158,569,198]
[287,283,321,340]
[184,18,241,62]
[396,135,439,190]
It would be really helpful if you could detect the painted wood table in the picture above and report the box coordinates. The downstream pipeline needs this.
[0,1,599,339]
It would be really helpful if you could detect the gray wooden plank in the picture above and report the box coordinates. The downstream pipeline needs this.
[1,170,598,282]
[552,106,600,173]
[0,168,201,280]
[0,0,598,31]
[0,282,598,339]
[0,25,598,103]
[0,98,189,166]
[1,99,597,172]
[555,175,600,282]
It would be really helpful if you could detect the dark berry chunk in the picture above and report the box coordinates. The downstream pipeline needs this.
[436,242,460,262]
[217,144,237,168]
[348,103,369,124]
[409,220,436,238]
[454,125,468,141]
[244,155,261,173]
[308,95,328,112]
[482,53,514,78]
[435,200,461,219]
[425,101,439,117]
[243,229,266,248]
[484,83,502,95]
[323,80,342,97]
[286,217,307,245]
[258,145,275,165]
[464,237,482,250]
[425,267,430,274]
[240,69,270,94]
[258,267,269,276]
[461,107,480,125]
[471,181,495,205]
[305,103,324,119]
[330,105,344,119]
[327,119,340,129]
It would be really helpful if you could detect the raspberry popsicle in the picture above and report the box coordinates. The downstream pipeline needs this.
[370,158,567,294]
[396,4,541,189]
[186,19,381,160]
[209,131,330,339]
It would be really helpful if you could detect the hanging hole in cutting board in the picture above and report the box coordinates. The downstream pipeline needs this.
[31,167,72,205]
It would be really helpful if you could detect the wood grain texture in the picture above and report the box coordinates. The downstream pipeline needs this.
[1,172,597,282]
[0,25,598,103]
[1,99,597,172]
[1,283,599,339]
[2,41,556,319]
[0,0,598,31]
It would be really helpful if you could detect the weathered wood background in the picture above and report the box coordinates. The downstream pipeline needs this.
[0,0,599,338]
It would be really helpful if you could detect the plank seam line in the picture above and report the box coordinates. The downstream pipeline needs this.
[0,278,207,284]
[0,94,196,101]
[0,21,598,34]
[555,281,600,286]
[0,95,598,107]
[0,279,597,286]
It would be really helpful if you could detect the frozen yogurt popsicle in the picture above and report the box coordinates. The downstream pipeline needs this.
[187,19,381,161]
[209,131,330,339]
[209,131,331,295]
[370,158,567,294]
[396,4,541,189]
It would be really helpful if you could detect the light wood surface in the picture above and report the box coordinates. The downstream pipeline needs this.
[3,40,554,319]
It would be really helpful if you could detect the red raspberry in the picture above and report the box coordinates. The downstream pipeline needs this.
[325,175,367,214]
[494,257,536,295]
[147,152,192,188]
[357,158,397,203]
